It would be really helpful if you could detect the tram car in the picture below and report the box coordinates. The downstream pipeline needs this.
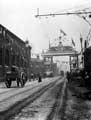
[67,46,91,90]
[0,24,31,88]
[30,57,45,80]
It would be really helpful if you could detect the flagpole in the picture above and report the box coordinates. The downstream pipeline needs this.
[80,34,84,68]
[49,40,51,49]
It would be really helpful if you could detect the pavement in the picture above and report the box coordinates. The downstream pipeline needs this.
[63,81,91,120]
[67,78,91,99]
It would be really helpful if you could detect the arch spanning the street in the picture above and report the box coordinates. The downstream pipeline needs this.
[42,45,79,57]
[42,45,80,72]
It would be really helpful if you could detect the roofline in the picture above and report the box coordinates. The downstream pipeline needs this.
[42,52,80,57]
[0,24,25,45]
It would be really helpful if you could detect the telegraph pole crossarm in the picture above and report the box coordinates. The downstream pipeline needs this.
[35,11,91,18]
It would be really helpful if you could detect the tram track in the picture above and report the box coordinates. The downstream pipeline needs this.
[0,77,61,104]
[0,77,60,99]
[0,83,40,104]
[0,86,20,95]
[46,78,68,120]
[0,77,62,120]
[0,81,38,97]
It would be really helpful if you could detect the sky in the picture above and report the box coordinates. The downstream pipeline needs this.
[0,0,91,54]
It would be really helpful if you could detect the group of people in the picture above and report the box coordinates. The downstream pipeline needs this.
[30,73,42,82]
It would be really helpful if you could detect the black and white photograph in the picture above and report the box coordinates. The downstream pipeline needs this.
[0,0,91,119]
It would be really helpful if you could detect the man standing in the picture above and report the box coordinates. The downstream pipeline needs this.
[38,73,42,82]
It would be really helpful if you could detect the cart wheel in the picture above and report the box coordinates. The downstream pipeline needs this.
[5,79,11,88]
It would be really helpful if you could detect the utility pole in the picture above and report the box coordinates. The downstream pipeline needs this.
[35,11,91,18]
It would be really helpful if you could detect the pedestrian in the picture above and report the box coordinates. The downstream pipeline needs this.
[38,73,42,82]
[66,71,70,83]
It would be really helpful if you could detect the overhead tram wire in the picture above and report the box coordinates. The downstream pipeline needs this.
[53,3,91,15]
[35,11,91,18]
[35,3,91,20]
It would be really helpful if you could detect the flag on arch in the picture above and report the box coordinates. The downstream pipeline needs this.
[71,38,75,47]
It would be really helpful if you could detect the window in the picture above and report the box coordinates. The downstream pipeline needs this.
[11,54,15,65]
[21,57,23,67]
[0,48,2,65]
[5,49,9,65]
[16,55,20,67]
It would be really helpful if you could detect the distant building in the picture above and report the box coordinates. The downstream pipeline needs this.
[30,57,45,77]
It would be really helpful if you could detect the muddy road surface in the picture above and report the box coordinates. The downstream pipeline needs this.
[0,76,67,120]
